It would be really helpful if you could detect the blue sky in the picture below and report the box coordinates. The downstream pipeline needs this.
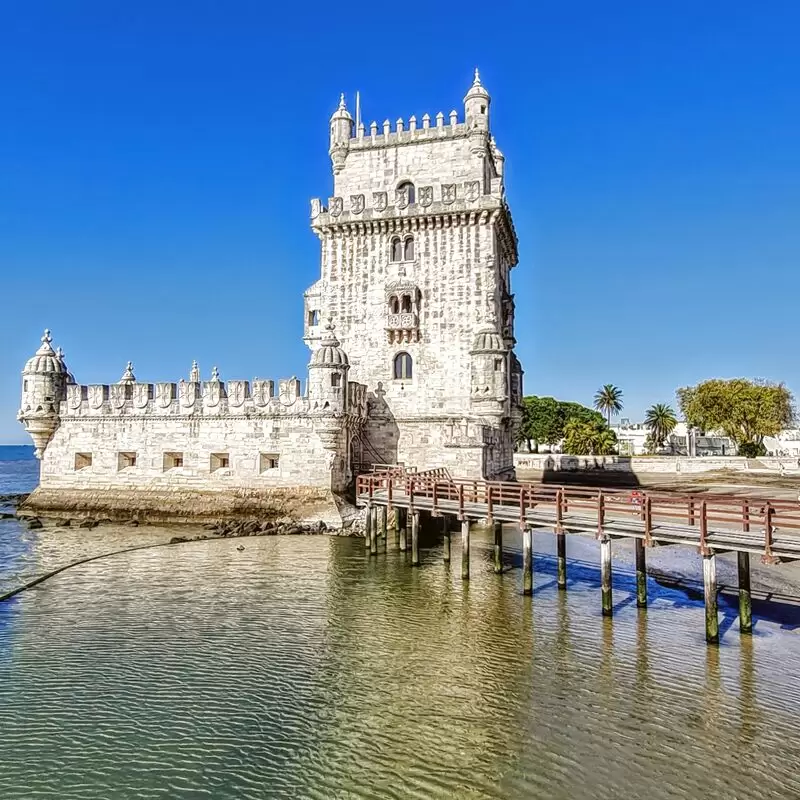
[1,1,799,442]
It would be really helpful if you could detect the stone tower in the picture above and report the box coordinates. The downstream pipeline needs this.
[306,72,522,479]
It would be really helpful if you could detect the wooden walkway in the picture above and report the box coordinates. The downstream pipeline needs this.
[355,472,800,644]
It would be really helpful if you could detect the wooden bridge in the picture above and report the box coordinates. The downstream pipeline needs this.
[355,469,800,644]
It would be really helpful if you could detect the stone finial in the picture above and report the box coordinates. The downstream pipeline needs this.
[473,67,482,86]
[383,119,391,137]
[36,329,55,356]
[120,361,136,383]
[370,121,377,140]
[450,110,458,126]
[409,115,417,132]
[211,365,220,381]
[422,113,431,130]
[357,122,365,140]
[338,92,346,111]
[396,118,404,139]
[436,112,444,128]
[190,360,200,382]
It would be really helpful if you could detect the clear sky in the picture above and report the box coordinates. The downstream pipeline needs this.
[2,1,799,443]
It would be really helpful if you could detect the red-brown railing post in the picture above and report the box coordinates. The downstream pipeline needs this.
[458,483,465,520]
[408,478,415,512]
[487,485,494,525]
[387,477,393,511]
[688,496,695,526]
[597,489,605,540]
[432,481,439,515]
[699,499,708,554]
[555,488,564,533]
[763,502,775,562]
[368,476,374,500]
[519,486,526,527]
[644,496,652,546]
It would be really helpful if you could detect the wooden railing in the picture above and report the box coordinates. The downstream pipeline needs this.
[355,474,800,560]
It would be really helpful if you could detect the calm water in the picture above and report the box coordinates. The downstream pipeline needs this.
[2,449,800,799]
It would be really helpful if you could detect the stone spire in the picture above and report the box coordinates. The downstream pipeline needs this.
[189,361,200,382]
[119,361,136,383]
[329,93,354,175]
[464,68,491,134]
[210,365,220,381]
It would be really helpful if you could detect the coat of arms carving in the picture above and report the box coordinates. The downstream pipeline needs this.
[134,383,150,409]
[67,385,82,410]
[464,180,480,202]
[373,191,388,212]
[88,385,105,410]
[329,196,343,217]
[110,384,126,409]
[156,383,174,409]
[350,194,365,214]
[442,184,457,204]
[419,186,433,207]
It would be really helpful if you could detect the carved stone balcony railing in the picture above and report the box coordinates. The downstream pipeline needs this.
[386,313,420,344]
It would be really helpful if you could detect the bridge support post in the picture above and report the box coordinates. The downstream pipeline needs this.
[378,506,387,541]
[635,538,647,608]
[399,509,408,552]
[522,526,533,595]
[557,532,567,590]
[461,519,470,580]
[703,553,719,645]
[442,516,451,563]
[600,537,613,617]
[370,505,378,556]
[737,551,752,634]
[364,503,372,551]
[390,507,400,548]
[411,511,420,567]
[493,522,503,574]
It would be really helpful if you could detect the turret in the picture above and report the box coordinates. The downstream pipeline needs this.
[18,329,70,458]
[464,68,491,134]
[329,94,354,175]
[308,322,350,414]
[469,325,507,418]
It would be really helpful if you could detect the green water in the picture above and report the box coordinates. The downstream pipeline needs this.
[1,527,800,799]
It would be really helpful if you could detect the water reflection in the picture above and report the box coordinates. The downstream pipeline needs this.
[1,531,800,799]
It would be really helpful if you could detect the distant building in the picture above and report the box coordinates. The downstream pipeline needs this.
[612,421,735,456]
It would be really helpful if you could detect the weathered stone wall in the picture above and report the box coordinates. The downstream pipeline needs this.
[514,453,800,475]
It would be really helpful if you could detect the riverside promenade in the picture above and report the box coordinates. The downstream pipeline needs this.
[356,469,800,644]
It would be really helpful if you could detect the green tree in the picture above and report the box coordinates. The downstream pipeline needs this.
[644,403,678,451]
[517,396,606,451]
[563,418,618,455]
[593,384,624,427]
[677,378,795,455]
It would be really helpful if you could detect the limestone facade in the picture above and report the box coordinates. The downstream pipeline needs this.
[18,72,523,512]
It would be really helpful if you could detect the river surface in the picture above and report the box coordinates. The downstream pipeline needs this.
[2,448,800,799]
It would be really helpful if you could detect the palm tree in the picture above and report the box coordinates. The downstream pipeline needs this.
[644,403,678,451]
[593,384,624,427]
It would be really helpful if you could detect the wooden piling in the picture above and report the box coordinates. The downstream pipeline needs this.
[442,516,451,563]
[556,532,567,590]
[493,521,503,574]
[703,553,719,645]
[378,505,387,539]
[391,507,401,548]
[370,505,378,555]
[461,519,470,580]
[635,538,647,608]
[364,503,372,551]
[600,537,613,617]
[522,526,533,595]
[738,551,753,634]
[411,511,420,566]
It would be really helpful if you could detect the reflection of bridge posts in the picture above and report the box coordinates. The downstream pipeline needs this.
[411,511,420,566]
[442,517,451,563]
[556,533,567,590]
[398,508,408,552]
[370,506,378,555]
[635,539,647,608]
[364,503,372,552]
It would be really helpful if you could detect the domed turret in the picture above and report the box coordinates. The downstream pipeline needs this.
[308,322,350,414]
[329,94,354,175]
[469,324,507,417]
[464,68,490,134]
[18,329,69,458]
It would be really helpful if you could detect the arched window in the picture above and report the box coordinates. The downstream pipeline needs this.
[331,373,341,388]
[389,296,400,314]
[401,294,412,313]
[398,181,415,205]
[391,237,403,262]
[403,237,414,261]
[393,352,413,380]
